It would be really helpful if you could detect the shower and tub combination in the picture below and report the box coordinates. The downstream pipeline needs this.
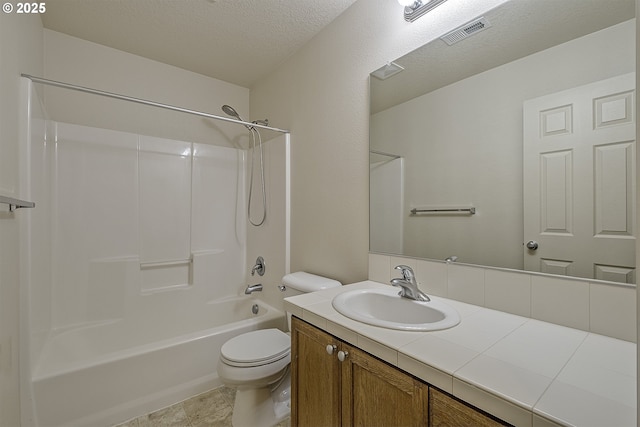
[19,75,291,426]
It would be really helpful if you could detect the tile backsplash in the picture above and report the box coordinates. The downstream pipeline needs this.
[369,253,636,343]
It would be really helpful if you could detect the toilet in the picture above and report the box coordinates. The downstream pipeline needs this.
[217,272,341,427]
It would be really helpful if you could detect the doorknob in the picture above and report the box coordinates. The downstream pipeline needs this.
[326,344,337,355]
[526,240,539,250]
[337,351,349,362]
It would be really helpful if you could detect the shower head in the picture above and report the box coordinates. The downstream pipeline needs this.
[221,105,270,130]
[221,104,245,122]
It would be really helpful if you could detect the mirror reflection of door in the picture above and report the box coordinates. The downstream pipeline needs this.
[523,73,636,283]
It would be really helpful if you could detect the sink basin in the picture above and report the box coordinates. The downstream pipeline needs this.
[332,288,460,331]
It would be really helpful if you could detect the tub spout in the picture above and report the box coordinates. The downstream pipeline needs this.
[245,284,263,294]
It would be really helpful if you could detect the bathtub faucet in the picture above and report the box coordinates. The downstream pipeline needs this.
[245,284,263,295]
[251,256,266,276]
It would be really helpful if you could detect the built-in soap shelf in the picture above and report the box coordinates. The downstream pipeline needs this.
[0,195,35,212]
[139,256,193,269]
[138,250,224,294]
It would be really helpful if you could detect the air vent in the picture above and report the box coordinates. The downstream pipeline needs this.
[371,62,405,80]
[441,17,491,46]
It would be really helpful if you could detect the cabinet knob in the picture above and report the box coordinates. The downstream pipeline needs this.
[337,350,349,362]
[326,344,337,355]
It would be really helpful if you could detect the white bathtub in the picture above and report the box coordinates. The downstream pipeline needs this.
[31,296,285,427]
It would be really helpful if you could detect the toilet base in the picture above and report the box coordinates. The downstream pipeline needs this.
[231,371,291,427]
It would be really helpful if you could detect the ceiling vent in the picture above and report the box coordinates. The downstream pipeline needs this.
[441,17,491,46]
[371,62,405,80]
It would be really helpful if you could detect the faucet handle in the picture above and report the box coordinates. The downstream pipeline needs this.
[251,256,266,276]
[394,265,415,281]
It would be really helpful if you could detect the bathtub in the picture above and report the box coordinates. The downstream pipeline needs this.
[31,296,285,427]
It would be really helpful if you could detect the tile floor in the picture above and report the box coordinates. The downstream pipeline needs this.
[113,386,290,427]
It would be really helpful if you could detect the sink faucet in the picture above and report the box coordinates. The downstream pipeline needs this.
[245,284,263,295]
[390,265,430,302]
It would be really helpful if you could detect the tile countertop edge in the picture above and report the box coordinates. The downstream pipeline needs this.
[284,280,637,427]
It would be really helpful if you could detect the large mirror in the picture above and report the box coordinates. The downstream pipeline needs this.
[370,0,636,283]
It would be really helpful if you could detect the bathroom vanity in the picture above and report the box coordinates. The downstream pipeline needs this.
[285,281,636,427]
[291,316,506,426]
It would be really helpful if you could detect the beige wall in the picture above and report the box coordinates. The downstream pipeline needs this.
[250,0,509,285]
[43,29,251,149]
[0,11,43,427]
[637,0,640,421]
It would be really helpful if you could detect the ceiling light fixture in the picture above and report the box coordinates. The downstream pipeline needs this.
[398,0,448,22]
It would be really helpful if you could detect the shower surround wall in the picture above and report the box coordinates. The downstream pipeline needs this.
[50,121,245,324]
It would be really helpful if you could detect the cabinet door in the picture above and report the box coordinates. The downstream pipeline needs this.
[430,388,510,427]
[291,317,342,427]
[341,342,428,427]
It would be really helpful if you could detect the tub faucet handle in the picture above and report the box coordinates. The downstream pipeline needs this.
[251,256,266,276]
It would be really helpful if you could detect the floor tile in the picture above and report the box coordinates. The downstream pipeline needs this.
[137,404,191,427]
[113,386,288,427]
[217,385,236,407]
[183,389,233,427]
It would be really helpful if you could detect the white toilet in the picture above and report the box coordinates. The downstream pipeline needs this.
[217,272,341,427]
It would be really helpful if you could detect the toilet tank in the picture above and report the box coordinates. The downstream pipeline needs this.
[281,271,341,297]
[281,272,341,330]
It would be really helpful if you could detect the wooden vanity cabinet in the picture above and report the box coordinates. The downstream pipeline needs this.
[430,388,509,427]
[290,316,342,426]
[291,316,428,426]
[292,316,512,427]
[341,340,429,426]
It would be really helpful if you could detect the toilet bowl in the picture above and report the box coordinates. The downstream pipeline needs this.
[217,328,291,389]
[217,328,292,427]
[217,272,341,427]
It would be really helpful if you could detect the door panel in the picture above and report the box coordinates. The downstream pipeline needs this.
[523,73,636,283]
[430,388,509,427]
[341,343,428,427]
[291,317,341,427]
[594,141,634,236]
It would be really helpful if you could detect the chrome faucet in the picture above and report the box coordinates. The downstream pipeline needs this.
[244,284,263,294]
[390,265,430,302]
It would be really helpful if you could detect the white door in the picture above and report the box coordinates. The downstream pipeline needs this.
[523,73,635,283]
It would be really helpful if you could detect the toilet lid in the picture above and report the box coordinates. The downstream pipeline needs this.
[221,329,290,366]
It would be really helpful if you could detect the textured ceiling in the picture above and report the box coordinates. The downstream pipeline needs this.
[371,0,635,113]
[41,0,359,88]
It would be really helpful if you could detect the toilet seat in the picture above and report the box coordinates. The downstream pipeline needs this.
[220,328,290,367]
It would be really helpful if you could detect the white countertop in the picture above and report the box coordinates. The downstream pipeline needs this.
[284,281,637,427]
